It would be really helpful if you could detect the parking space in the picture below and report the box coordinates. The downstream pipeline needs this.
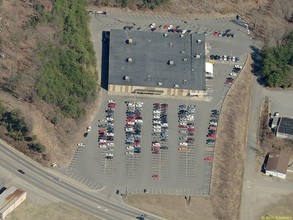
[64,11,253,195]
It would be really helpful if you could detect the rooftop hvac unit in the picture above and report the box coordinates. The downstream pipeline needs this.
[196,39,202,44]
[168,60,174,65]
[174,84,179,88]
[180,34,184,38]
[169,43,173,47]
[181,51,185,54]
[123,75,130,80]
[182,58,187,62]
[126,39,133,44]
[126,57,133,62]
[195,54,200,59]
[157,82,163,86]
[163,33,168,37]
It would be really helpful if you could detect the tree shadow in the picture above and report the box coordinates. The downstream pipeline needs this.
[250,45,267,86]
[101,31,110,90]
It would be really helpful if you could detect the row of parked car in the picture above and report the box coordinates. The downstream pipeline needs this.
[178,104,196,153]
[206,109,219,147]
[210,54,240,62]
[98,100,116,159]
[125,101,143,155]
[213,29,236,38]
[151,103,169,155]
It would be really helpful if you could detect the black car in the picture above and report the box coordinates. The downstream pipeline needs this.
[18,169,25,174]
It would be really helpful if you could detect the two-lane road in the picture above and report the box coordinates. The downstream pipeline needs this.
[0,139,165,220]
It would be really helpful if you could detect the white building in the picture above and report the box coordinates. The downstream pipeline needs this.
[0,186,27,220]
[265,151,291,179]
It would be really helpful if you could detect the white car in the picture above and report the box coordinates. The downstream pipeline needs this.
[127,121,135,125]
[230,72,237,76]
[152,143,161,147]
[125,151,134,155]
[107,142,115,147]
[153,120,161,124]
[153,125,161,129]
[77,143,85,147]
[106,117,114,121]
[223,55,227,61]
[182,29,187,34]
[232,56,236,62]
[234,64,242,69]
[99,139,107,143]
[149,23,156,28]
[153,115,160,119]
[168,24,173,30]
[108,100,115,103]
[153,129,161,133]
[180,142,188,146]
[125,127,134,132]
[107,133,114,136]
[106,152,113,157]
[161,123,168,127]
[99,145,107,149]
[87,126,91,132]
[126,146,134,150]
[135,119,143,123]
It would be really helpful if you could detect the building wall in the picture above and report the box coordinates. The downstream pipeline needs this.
[1,192,27,220]
[265,170,286,179]
[276,132,293,140]
[108,84,207,99]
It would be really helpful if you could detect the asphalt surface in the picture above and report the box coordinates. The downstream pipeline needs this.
[63,11,253,199]
[0,139,164,220]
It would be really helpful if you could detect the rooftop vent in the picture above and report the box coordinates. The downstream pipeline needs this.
[196,39,202,44]
[169,43,173,47]
[181,51,185,54]
[174,84,179,88]
[163,33,168,37]
[126,38,133,44]
[126,57,133,62]
[180,34,184,38]
[182,58,187,62]
[157,82,163,86]
[123,75,130,80]
[194,54,201,59]
[168,60,174,65]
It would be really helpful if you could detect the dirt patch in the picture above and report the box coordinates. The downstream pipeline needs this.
[261,193,293,218]
[124,194,217,220]
[210,55,253,220]
[5,200,100,220]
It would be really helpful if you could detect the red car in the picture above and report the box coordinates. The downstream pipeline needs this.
[134,141,140,145]
[204,157,213,161]
[179,125,187,128]
[208,133,216,138]
[226,78,234,85]
[98,129,105,134]
[188,127,196,132]
[152,174,160,178]
[152,150,160,154]
[213,31,219,37]
[163,25,168,29]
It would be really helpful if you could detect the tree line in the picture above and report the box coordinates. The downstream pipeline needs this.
[90,0,170,9]
[34,0,98,119]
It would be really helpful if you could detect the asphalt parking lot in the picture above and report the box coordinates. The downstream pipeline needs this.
[64,11,253,196]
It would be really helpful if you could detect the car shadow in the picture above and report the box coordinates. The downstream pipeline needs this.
[101,31,110,90]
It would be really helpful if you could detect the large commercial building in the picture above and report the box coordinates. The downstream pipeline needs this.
[108,29,207,98]
[0,186,27,220]
[276,117,293,139]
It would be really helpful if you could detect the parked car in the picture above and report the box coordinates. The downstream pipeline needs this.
[149,23,156,28]
[204,157,213,161]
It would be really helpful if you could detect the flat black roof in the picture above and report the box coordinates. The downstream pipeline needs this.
[108,29,206,90]
[278,117,293,135]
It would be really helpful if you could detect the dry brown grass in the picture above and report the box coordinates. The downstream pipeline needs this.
[210,55,253,220]
[124,194,217,220]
